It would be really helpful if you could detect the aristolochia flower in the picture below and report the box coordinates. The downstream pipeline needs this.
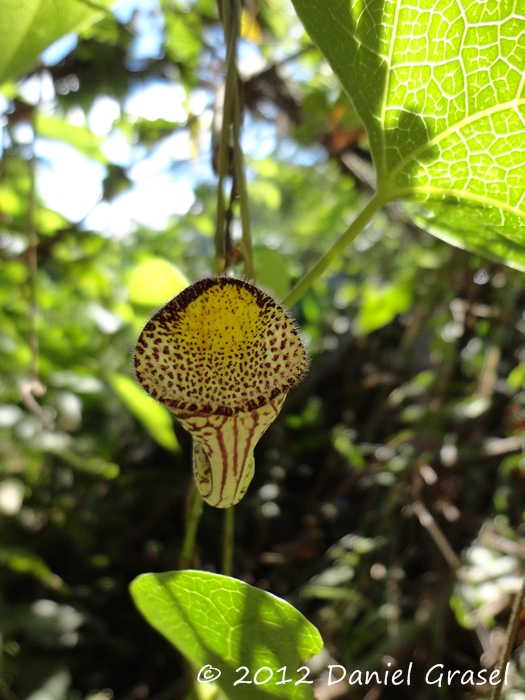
[134,277,308,508]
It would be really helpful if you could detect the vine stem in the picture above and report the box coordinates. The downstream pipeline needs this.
[222,506,235,576]
[184,0,250,576]
[283,192,386,308]
[232,77,254,280]
[19,93,55,430]
[28,108,38,381]
[203,4,386,576]
[215,0,253,279]
[183,189,383,577]
[490,571,525,700]
[179,479,204,569]
[214,0,238,273]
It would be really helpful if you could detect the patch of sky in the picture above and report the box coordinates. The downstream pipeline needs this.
[277,138,325,167]
[11,122,34,145]
[112,0,165,63]
[112,0,139,22]
[281,57,317,85]
[38,0,165,69]
[243,113,277,161]
[125,80,188,122]
[203,25,226,61]
[189,88,212,117]
[35,140,106,222]
[129,130,192,179]
[191,130,215,184]
[88,96,121,136]
[40,34,78,67]
[18,72,55,105]
[86,96,139,167]
[22,0,318,237]
[32,74,215,232]
[103,131,134,167]
[112,0,158,23]
[238,40,265,78]
[84,176,195,235]
[66,106,86,127]
[83,200,136,238]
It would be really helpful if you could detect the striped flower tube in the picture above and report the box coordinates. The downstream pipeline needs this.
[134,277,308,508]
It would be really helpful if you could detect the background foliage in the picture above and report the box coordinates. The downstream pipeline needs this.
[2,1,525,699]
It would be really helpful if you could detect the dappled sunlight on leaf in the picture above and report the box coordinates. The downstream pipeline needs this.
[128,258,189,307]
[292,0,525,270]
[0,0,115,84]
[130,570,323,700]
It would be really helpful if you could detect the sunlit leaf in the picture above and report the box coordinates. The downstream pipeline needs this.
[164,9,202,65]
[291,0,525,270]
[507,363,525,392]
[253,246,290,300]
[35,207,70,235]
[130,570,323,700]
[109,373,180,452]
[128,258,189,307]
[0,0,114,85]
[249,180,282,210]
[0,184,25,216]
[356,282,412,335]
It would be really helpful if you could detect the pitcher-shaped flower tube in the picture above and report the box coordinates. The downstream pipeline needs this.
[134,277,308,508]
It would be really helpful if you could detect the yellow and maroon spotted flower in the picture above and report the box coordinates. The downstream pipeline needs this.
[134,277,308,508]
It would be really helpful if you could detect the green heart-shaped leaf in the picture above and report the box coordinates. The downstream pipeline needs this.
[0,0,114,85]
[130,571,323,700]
[291,0,525,269]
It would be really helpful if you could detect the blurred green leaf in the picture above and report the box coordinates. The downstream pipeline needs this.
[0,0,114,85]
[128,258,189,307]
[357,282,412,335]
[130,571,323,700]
[35,208,69,235]
[507,363,525,392]
[0,184,25,216]
[164,9,204,67]
[109,373,180,452]
[253,246,290,301]
[36,114,107,164]
[0,547,67,592]
[291,0,525,270]
[59,452,120,479]
[249,180,282,211]
[332,426,365,470]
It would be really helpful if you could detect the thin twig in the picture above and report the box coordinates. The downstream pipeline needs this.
[19,98,54,431]
[179,479,204,569]
[490,572,525,700]
[232,84,253,279]
[412,501,461,571]
[27,107,38,381]
[283,193,385,308]
[412,499,491,655]
[222,505,235,576]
